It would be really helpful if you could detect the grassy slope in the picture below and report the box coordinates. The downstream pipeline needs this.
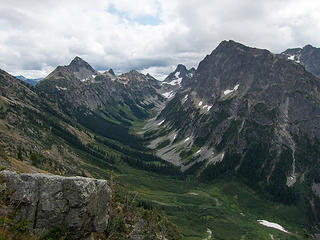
[0,80,310,239]
[116,162,307,240]
[59,107,310,240]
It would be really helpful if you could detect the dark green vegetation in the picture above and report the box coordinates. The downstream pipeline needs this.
[31,105,312,239]
[2,40,320,239]
[117,163,307,240]
[0,88,310,239]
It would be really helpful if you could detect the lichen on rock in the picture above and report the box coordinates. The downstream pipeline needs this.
[0,170,111,239]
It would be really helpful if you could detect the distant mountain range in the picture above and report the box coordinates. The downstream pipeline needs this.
[15,75,42,86]
[1,41,320,237]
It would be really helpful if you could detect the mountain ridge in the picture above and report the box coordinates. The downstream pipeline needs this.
[35,57,166,114]
[281,44,320,78]
[147,40,320,232]
[1,40,320,238]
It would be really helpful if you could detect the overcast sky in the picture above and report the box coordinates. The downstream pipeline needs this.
[1,0,319,79]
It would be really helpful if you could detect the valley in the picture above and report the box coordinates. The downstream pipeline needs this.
[116,160,307,239]
[1,40,320,239]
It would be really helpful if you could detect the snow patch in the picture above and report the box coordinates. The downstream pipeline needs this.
[224,84,240,95]
[166,77,182,86]
[161,71,182,86]
[56,85,67,91]
[80,77,88,82]
[173,134,177,141]
[221,153,225,160]
[196,149,201,154]
[182,94,188,103]
[198,101,203,106]
[287,55,301,63]
[157,120,165,126]
[81,75,96,82]
[188,192,199,196]
[184,137,190,142]
[287,174,297,187]
[202,105,212,112]
[257,220,289,234]
[162,91,175,98]
[288,55,295,60]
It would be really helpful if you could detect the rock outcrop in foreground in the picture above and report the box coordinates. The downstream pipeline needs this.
[0,170,111,239]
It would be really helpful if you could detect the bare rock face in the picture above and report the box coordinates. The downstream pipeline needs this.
[0,170,111,239]
[159,64,195,99]
[281,44,320,78]
[35,57,165,113]
[157,41,320,231]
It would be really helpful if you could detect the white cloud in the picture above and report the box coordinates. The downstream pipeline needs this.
[0,0,319,78]
[141,65,175,81]
[109,0,159,18]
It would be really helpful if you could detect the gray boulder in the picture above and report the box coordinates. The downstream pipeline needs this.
[0,170,111,239]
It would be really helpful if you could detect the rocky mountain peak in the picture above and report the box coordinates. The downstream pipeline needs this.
[69,56,92,68]
[35,57,97,95]
[193,40,275,101]
[157,64,196,99]
[153,42,320,224]
[66,56,97,80]
[213,40,252,53]
[164,64,195,83]
[119,70,159,86]
[175,64,188,73]
[198,40,270,73]
[303,44,314,50]
[119,70,146,82]
[108,68,115,76]
[281,44,320,78]
[129,69,139,75]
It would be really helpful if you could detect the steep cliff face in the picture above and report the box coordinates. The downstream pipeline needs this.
[156,40,320,163]
[186,40,320,138]
[147,41,320,230]
[0,170,111,239]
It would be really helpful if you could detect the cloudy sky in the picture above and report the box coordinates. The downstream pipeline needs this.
[1,0,320,79]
